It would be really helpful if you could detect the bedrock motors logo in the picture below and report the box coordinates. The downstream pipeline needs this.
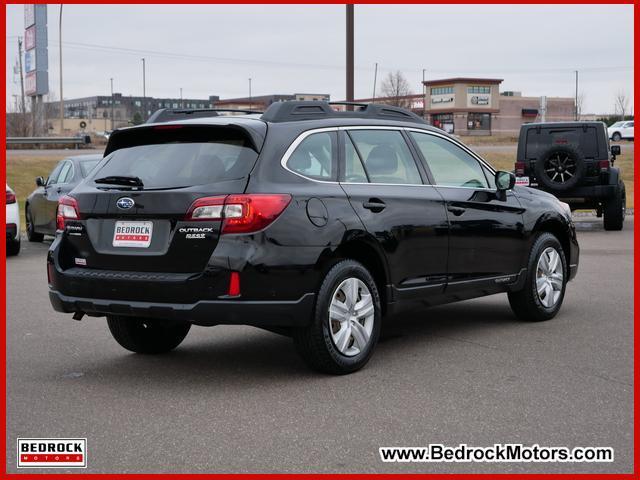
[17,438,87,468]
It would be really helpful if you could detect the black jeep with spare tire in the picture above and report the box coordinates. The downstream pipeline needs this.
[514,121,625,230]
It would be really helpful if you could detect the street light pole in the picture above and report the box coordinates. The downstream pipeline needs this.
[422,68,427,120]
[141,58,146,119]
[59,4,64,134]
[346,5,354,107]
[248,78,252,111]
[574,70,579,121]
[180,87,183,108]
[372,63,378,101]
[110,77,114,130]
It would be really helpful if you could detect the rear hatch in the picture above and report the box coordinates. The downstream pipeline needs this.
[60,123,263,273]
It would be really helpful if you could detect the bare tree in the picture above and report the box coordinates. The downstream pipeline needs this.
[380,71,413,108]
[576,92,586,120]
[6,93,31,137]
[614,90,629,120]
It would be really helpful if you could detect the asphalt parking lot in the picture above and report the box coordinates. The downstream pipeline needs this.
[6,218,633,474]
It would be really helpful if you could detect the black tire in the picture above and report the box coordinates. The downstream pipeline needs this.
[106,315,191,354]
[508,232,567,322]
[603,181,626,231]
[293,260,382,375]
[6,238,20,256]
[534,145,585,192]
[25,206,44,243]
[612,132,622,142]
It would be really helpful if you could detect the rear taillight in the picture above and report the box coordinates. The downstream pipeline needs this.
[56,195,80,230]
[598,160,610,172]
[514,162,526,176]
[6,190,16,204]
[185,194,291,234]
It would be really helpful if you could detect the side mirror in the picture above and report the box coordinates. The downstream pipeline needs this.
[35,176,45,187]
[611,145,621,156]
[495,170,515,191]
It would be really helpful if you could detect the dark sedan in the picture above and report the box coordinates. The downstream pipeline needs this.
[26,154,102,241]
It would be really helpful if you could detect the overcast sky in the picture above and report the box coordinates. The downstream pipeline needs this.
[6,4,634,114]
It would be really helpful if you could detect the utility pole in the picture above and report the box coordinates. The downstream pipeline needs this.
[141,58,146,119]
[574,70,579,121]
[180,87,183,108]
[248,78,252,110]
[110,77,114,131]
[17,38,26,116]
[59,4,64,134]
[372,63,378,101]
[346,5,354,107]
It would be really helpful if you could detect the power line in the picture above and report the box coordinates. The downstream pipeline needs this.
[6,36,632,76]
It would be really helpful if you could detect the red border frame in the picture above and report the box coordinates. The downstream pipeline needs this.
[2,1,637,478]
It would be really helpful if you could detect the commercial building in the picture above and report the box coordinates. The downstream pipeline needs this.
[45,92,330,134]
[353,77,576,136]
[213,93,330,111]
[423,78,575,135]
[45,94,220,134]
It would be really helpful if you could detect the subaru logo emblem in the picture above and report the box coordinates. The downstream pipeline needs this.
[116,197,135,210]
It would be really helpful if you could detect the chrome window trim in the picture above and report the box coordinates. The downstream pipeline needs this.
[280,127,340,184]
[280,125,502,191]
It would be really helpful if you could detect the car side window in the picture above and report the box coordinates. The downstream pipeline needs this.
[410,132,489,189]
[348,130,422,185]
[343,135,369,183]
[287,132,337,181]
[627,122,634,128]
[46,162,64,186]
[57,161,74,184]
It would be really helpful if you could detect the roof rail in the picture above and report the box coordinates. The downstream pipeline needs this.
[260,101,426,124]
[146,108,264,124]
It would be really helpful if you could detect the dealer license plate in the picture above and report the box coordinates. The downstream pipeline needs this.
[113,221,153,248]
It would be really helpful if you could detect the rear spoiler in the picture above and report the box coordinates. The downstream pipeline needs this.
[104,122,266,156]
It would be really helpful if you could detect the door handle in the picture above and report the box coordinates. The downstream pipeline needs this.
[447,206,466,216]
[363,199,386,212]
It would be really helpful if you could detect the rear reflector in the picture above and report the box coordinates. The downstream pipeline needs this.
[227,271,241,297]
[598,160,610,172]
[6,190,16,204]
[514,162,526,176]
[185,194,291,234]
[56,195,80,231]
[153,125,184,130]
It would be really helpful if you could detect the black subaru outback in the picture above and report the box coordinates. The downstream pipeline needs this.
[48,102,579,374]
[514,121,625,230]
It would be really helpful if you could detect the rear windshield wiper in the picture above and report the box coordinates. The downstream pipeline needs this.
[94,175,144,188]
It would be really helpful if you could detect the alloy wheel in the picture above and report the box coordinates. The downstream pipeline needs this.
[536,247,564,308]
[328,277,375,357]
[544,152,577,184]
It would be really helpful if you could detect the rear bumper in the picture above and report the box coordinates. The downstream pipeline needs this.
[49,289,315,327]
[6,223,17,242]
[555,184,618,202]
[523,183,618,204]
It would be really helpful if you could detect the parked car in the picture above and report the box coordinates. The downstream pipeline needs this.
[514,121,625,231]
[25,154,102,242]
[607,120,634,141]
[48,102,579,374]
[6,184,20,256]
